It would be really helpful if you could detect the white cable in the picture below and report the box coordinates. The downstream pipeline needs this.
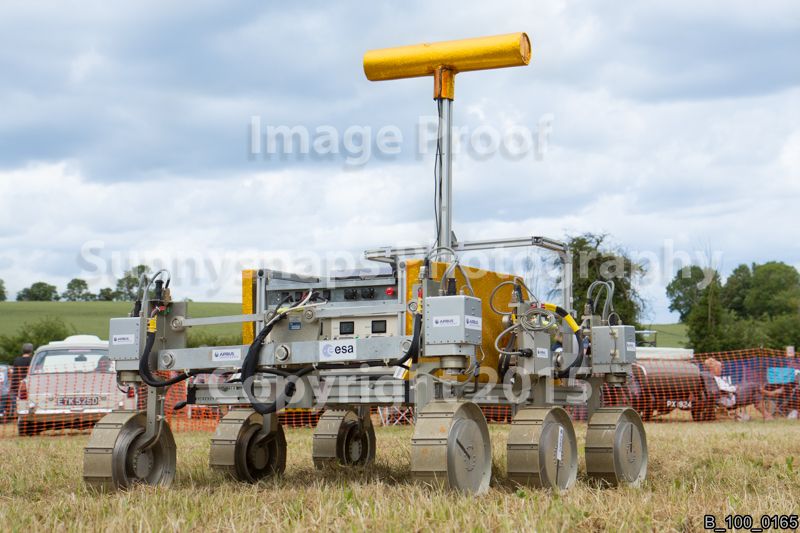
[489,278,538,316]
[519,307,557,332]
[426,246,476,296]
[494,323,523,356]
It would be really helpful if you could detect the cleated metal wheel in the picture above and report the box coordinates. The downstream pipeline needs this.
[209,409,286,483]
[312,409,376,468]
[585,407,648,486]
[507,406,577,491]
[83,411,176,491]
[411,400,491,494]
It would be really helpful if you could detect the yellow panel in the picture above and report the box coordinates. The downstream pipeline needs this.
[363,33,531,81]
[241,269,256,345]
[404,259,527,382]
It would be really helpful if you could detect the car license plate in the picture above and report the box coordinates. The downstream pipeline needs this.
[666,399,692,409]
[57,396,100,407]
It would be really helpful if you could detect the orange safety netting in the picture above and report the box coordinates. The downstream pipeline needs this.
[1,347,797,437]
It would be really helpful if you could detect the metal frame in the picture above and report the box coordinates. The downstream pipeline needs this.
[365,234,572,310]
[141,232,585,411]
[437,98,454,257]
[365,235,569,259]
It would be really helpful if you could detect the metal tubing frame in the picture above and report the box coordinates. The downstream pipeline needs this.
[437,98,454,257]
[175,313,264,328]
[171,302,405,330]
[364,235,572,310]
[155,334,413,371]
[364,235,568,261]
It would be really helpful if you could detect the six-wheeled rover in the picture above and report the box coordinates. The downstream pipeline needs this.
[83,32,647,493]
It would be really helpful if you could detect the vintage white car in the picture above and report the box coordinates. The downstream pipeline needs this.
[16,335,138,436]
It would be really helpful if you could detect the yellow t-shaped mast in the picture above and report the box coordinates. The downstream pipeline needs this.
[363,33,531,254]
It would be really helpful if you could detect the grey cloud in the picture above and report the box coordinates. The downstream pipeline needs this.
[2,1,795,181]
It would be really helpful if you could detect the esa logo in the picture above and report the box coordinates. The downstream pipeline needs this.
[320,340,357,360]
[323,344,354,357]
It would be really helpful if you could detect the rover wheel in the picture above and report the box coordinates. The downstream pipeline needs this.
[507,406,577,491]
[585,407,647,486]
[312,409,376,468]
[83,411,176,491]
[210,409,286,483]
[411,400,491,494]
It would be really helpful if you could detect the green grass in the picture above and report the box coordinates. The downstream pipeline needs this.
[642,323,688,348]
[0,301,242,340]
[0,421,797,531]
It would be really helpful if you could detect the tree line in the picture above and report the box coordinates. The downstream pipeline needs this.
[666,262,800,352]
[0,265,152,303]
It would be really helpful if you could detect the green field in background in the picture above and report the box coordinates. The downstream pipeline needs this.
[0,301,242,339]
[641,322,688,348]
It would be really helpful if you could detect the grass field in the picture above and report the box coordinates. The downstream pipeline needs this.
[0,301,242,339]
[0,421,797,531]
[641,322,689,348]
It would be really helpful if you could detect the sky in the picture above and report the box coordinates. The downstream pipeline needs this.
[0,1,798,323]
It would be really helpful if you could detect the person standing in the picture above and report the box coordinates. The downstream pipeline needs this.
[11,343,34,395]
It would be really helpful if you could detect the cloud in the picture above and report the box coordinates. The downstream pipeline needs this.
[69,49,107,85]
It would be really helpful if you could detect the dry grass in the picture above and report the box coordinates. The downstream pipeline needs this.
[0,421,798,532]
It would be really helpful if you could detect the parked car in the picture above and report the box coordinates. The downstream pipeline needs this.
[628,359,716,421]
[0,364,14,422]
[16,335,138,436]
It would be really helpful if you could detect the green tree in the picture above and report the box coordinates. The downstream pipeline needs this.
[115,265,151,301]
[686,271,726,352]
[717,314,771,350]
[744,262,800,318]
[679,261,800,351]
[558,233,646,327]
[665,266,708,322]
[721,264,752,318]
[0,278,6,302]
[16,281,60,301]
[62,278,94,301]
[96,287,118,301]
[764,314,800,350]
[0,317,74,364]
